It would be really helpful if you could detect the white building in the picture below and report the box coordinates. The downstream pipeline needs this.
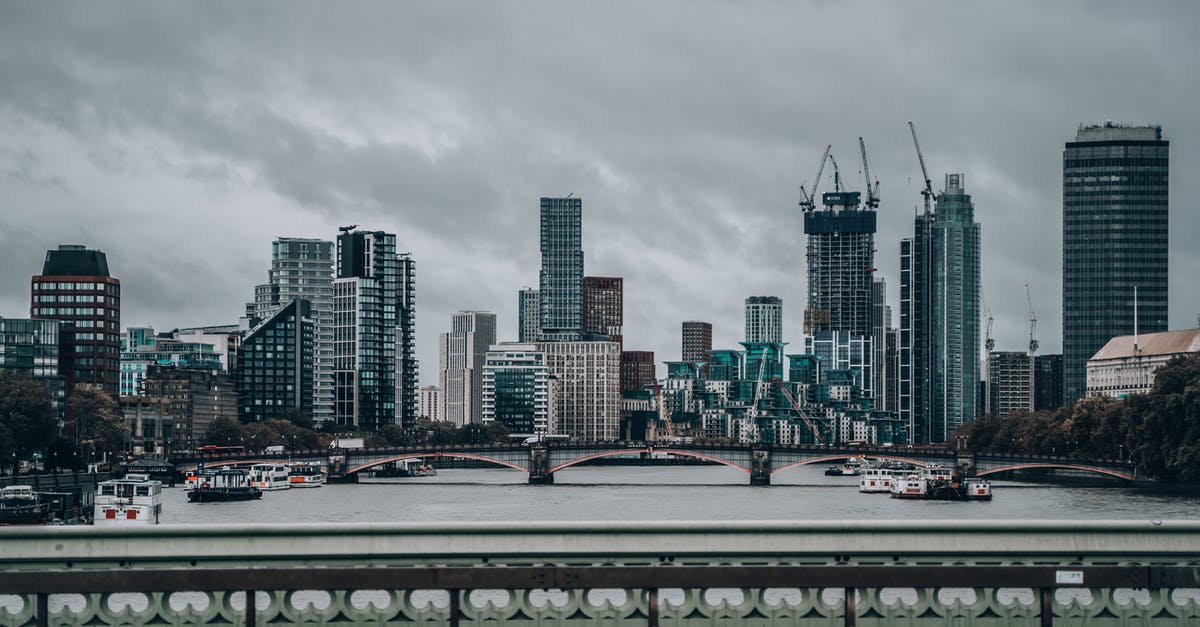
[536,340,620,440]
[481,343,559,435]
[418,385,442,422]
[745,296,783,343]
[1087,329,1200,398]
[439,311,497,426]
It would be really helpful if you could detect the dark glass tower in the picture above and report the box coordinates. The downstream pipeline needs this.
[539,197,583,341]
[803,191,875,337]
[1062,123,1169,403]
[238,298,315,423]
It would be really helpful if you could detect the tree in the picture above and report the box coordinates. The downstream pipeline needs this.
[69,384,128,468]
[0,371,59,474]
[204,416,244,447]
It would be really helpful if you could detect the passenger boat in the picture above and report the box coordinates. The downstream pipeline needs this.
[858,467,895,493]
[187,468,263,503]
[288,462,326,488]
[0,485,50,525]
[249,463,292,491]
[94,473,162,525]
[889,469,994,501]
[889,473,929,499]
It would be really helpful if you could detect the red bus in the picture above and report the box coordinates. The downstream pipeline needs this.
[196,445,246,455]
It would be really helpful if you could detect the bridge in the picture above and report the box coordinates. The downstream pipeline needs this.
[175,442,1137,485]
[2,521,1199,625]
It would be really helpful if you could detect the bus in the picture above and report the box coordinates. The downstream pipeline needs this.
[195,445,246,455]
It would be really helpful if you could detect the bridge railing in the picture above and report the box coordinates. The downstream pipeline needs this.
[3,520,1199,625]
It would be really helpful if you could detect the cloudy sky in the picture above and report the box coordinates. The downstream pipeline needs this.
[1,2,1197,385]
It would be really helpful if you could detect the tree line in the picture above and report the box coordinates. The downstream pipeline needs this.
[0,372,129,474]
[955,353,1200,482]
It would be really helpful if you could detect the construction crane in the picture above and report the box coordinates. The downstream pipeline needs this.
[908,121,935,213]
[982,293,995,352]
[774,381,824,444]
[749,348,769,418]
[652,380,676,442]
[1025,284,1039,355]
[799,145,831,212]
[858,137,881,209]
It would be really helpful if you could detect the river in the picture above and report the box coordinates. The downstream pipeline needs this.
[160,465,1200,525]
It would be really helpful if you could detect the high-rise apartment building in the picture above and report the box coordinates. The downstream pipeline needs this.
[1034,354,1064,411]
[536,340,620,440]
[1063,123,1169,403]
[744,297,783,343]
[539,197,584,341]
[249,238,334,424]
[482,342,560,435]
[620,350,656,393]
[238,298,314,423]
[438,311,497,426]
[681,321,712,376]
[871,280,892,411]
[518,288,540,343]
[803,188,875,337]
[582,276,622,346]
[30,245,121,402]
[418,385,442,422]
[988,351,1033,418]
[900,174,980,444]
[332,229,417,430]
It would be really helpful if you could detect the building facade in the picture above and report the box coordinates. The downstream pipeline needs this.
[803,190,875,337]
[681,321,712,377]
[1034,354,1064,411]
[744,297,783,344]
[1063,123,1169,403]
[481,342,559,435]
[582,276,622,346]
[143,365,237,452]
[620,350,656,394]
[518,288,540,343]
[988,351,1034,418]
[120,334,222,397]
[418,385,442,422]
[539,197,584,341]
[30,244,121,401]
[438,311,497,426]
[1086,329,1200,399]
[0,317,64,420]
[536,340,619,440]
[238,298,315,423]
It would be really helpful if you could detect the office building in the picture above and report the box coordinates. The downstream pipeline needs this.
[482,342,559,435]
[1034,354,1064,411]
[900,173,981,443]
[120,331,222,397]
[438,311,497,426]
[539,197,584,341]
[333,229,418,430]
[248,238,334,424]
[871,280,892,411]
[518,288,540,343]
[1086,329,1200,399]
[620,350,656,393]
[418,385,442,422]
[681,321,712,377]
[238,298,315,423]
[0,317,65,419]
[537,340,619,440]
[1063,123,1169,403]
[144,365,236,451]
[170,324,241,373]
[582,276,622,346]
[745,297,783,344]
[30,244,121,401]
[988,351,1034,418]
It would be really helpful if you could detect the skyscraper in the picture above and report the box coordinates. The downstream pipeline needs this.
[620,350,656,393]
[803,187,875,337]
[249,238,334,424]
[333,229,417,431]
[30,244,121,402]
[681,321,713,376]
[744,297,782,343]
[901,173,981,443]
[518,288,540,343]
[438,311,497,426]
[1063,123,1169,403]
[988,351,1033,418]
[539,197,583,341]
[1034,354,1064,411]
[582,276,623,346]
[238,298,315,423]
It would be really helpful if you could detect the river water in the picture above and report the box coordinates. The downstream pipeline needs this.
[160,465,1200,525]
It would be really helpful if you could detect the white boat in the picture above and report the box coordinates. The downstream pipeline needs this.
[288,462,326,488]
[94,474,162,525]
[965,478,994,500]
[249,463,292,491]
[858,467,895,493]
[889,473,929,499]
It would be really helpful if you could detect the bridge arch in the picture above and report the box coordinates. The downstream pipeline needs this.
[549,448,751,474]
[977,462,1134,482]
[345,452,528,475]
[771,454,935,475]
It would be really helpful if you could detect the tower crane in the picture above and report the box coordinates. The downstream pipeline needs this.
[652,380,676,442]
[908,121,935,213]
[1025,284,1039,355]
[749,348,769,418]
[859,137,881,209]
[799,145,831,212]
[774,381,824,444]
[982,293,995,352]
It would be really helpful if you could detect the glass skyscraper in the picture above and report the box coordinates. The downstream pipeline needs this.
[539,197,583,341]
[1062,123,1168,403]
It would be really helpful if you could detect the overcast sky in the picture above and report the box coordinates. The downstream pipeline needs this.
[1,2,1197,386]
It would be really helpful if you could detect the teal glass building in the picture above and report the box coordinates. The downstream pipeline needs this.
[538,197,583,341]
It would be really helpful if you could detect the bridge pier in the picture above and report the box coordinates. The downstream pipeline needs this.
[750,447,771,486]
[528,444,554,484]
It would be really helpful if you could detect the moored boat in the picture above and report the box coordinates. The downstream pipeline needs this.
[95,473,163,525]
[858,467,895,493]
[188,468,263,503]
[288,462,326,488]
[249,463,292,491]
[0,485,50,525]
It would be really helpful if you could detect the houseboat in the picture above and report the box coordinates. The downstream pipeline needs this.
[188,468,263,503]
[94,473,163,525]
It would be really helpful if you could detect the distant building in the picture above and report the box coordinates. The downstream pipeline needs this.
[803,186,875,337]
[142,365,236,451]
[539,197,584,341]
[1063,123,1169,403]
[119,396,172,457]
[120,336,222,397]
[418,385,442,422]
[681,321,712,377]
[708,349,743,382]
[988,351,1033,418]
[620,350,655,393]
[482,343,559,435]
[1034,354,1064,411]
[0,317,65,420]
[745,296,782,343]
[439,311,497,426]
[30,244,121,401]
[518,288,540,343]
[170,324,242,373]
[1086,329,1200,399]
[537,340,619,440]
[582,276,622,346]
[238,298,315,423]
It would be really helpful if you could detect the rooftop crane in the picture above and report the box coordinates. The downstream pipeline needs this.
[1025,284,1039,355]
[859,137,881,209]
[774,381,824,444]
[982,293,995,352]
[799,145,831,212]
[908,121,935,213]
[828,153,844,195]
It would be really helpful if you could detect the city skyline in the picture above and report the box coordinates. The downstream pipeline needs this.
[1,4,1198,388]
